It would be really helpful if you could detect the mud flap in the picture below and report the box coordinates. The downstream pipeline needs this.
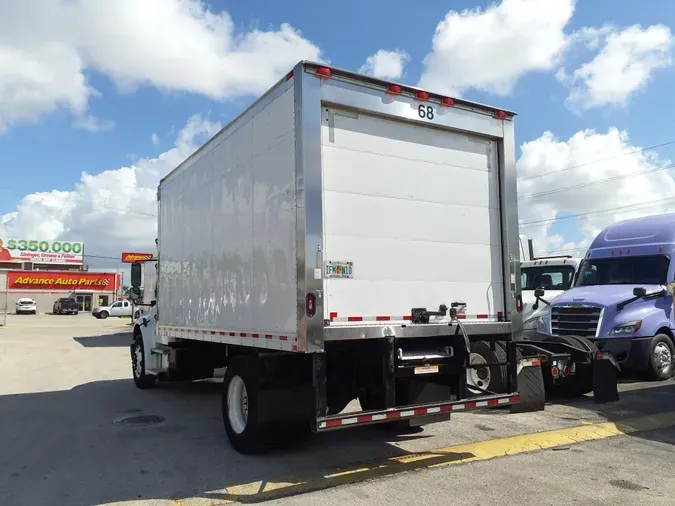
[592,353,620,404]
[511,359,546,414]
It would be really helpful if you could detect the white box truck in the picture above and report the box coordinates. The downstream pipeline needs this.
[130,61,548,454]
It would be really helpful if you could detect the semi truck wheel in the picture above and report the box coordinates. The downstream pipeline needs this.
[647,334,674,381]
[131,334,156,389]
[467,341,506,395]
[222,356,265,454]
[550,335,595,396]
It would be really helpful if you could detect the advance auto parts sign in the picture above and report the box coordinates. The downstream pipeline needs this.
[1,238,84,265]
[8,272,116,291]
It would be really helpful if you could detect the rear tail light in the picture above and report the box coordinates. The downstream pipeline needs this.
[516,294,523,313]
[306,293,316,317]
[551,366,560,378]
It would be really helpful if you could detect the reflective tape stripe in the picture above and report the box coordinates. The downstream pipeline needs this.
[317,394,520,430]
[330,314,503,323]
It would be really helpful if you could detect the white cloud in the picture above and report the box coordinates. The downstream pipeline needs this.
[359,49,410,80]
[0,0,322,130]
[73,114,115,132]
[561,24,673,111]
[151,133,159,145]
[0,115,221,260]
[517,128,675,257]
[418,0,575,96]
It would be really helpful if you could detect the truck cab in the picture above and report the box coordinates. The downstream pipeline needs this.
[520,257,581,337]
[536,214,675,380]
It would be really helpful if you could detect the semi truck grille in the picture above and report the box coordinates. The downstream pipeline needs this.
[550,305,602,338]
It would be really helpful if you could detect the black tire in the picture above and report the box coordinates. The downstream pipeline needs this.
[222,356,266,454]
[647,334,675,381]
[468,341,506,395]
[131,333,156,389]
[99,311,109,319]
[550,335,595,396]
[511,363,546,413]
[74,311,79,316]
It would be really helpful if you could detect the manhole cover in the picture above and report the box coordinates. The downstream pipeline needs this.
[113,415,165,427]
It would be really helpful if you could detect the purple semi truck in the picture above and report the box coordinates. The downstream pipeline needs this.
[535,213,675,381]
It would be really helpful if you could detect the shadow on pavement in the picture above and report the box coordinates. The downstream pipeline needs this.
[2,375,675,505]
[73,333,131,348]
[0,378,433,506]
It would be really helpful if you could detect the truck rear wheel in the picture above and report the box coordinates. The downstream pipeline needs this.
[550,335,595,396]
[468,341,506,395]
[222,356,265,454]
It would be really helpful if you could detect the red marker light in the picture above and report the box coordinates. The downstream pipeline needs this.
[494,110,507,119]
[563,366,570,376]
[388,84,402,94]
[315,66,332,78]
[416,91,429,101]
[441,97,455,106]
[306,293,316,317]
[285,71,294,81]
[516,294,523,313]
[551,366,559,377]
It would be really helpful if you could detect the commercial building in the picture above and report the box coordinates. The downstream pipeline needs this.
[0,270,121,313]
[0,237,121,314]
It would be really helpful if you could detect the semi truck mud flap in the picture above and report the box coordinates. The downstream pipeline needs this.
[511,358,545,414]
[592,353,620,404]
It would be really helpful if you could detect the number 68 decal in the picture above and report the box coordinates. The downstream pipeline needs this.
[418,104,435,120]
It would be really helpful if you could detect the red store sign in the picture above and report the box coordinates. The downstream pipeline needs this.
[8,271,119,291]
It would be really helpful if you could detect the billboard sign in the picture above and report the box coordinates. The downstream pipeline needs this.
[121,252,154,263]
[0,238,84,265]
[8,271,119,291]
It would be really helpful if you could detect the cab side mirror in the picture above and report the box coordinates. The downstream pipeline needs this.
[129,286,142,302]
[130,262,142,288]
[534,288,545,298]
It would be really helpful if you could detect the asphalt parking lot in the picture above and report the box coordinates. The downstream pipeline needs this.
[1,314,675,506]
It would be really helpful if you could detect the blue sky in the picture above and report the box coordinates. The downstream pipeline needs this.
[2,0,675,261]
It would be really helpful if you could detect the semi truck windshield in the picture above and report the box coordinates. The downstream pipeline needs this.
[576,255,670,286]
[521,266,576,290]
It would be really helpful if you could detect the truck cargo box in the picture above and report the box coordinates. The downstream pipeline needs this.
[157,62,521,353]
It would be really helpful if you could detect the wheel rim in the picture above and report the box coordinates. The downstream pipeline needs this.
[227,376,249,435]
[467,353,491,394]
[653,342,672,374]
[133,342,143,378]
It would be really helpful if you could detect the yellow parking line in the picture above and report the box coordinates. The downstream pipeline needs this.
[205,411,675,504]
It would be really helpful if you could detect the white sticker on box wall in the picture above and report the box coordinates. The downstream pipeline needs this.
[314,267,322,280]
[325,261,354,279]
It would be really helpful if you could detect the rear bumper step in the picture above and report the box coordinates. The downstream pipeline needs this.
[316,393,520,431]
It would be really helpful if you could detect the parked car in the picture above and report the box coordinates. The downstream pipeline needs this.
[53,298,79,315]
[92,300,132,319]
[16,298,37,315]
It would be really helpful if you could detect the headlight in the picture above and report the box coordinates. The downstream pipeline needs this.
[608,320,642,335]
[523,316,547,332]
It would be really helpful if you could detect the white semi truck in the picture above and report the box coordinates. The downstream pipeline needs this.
[129,61,604,454]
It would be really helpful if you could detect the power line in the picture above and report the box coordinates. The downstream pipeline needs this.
[518,163,675,200]
[517,139,675,182]
[519,196,675,228]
